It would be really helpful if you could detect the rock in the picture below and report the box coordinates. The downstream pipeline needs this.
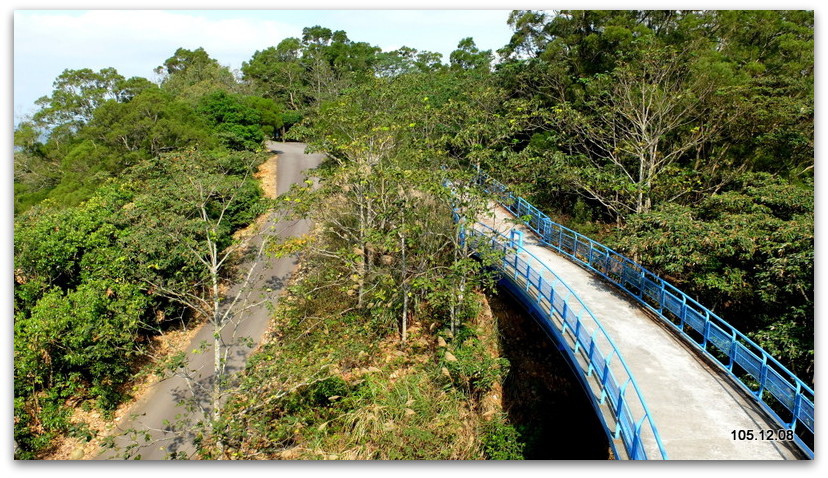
[69,447,85,460]
[437,336,447,347]
[280,447,302,460]
[444,351,458,362]
[441,367,451,377]
[404,408,416,416]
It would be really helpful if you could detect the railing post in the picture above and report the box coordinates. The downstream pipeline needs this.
[727,332,736,372]
[757,356,768,399]
[657,281,665,314]
[702,314,710,349]
[599,352,615,404]
[586,330,598,376]
[614,380,630,438]
[573,319,582,354]
[632,416,647,460]
[510,229,524,249]
[570,232,577,257]
[791,384,802,429]
[587,242,594,268]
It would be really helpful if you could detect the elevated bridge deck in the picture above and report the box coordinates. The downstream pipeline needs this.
[477,204,803,460]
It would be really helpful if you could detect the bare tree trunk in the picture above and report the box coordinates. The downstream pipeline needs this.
[400,227,408,342]
[357,194,367,308]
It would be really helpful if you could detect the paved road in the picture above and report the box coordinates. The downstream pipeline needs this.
[478,204,803,460]
[97,142,323,459]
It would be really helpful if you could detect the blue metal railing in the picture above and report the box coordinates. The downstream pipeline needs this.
[476,172,815,459]
[466,221,668,460]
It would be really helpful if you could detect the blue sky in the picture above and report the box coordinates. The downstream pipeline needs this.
[12,8,516,121]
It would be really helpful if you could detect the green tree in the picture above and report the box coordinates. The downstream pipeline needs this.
[197,91,265,150]
[450,37,493,72]
[156,47,239,102]
[288,75,497,339]
[549,42,736,222]
[84,87,213,160]
[121,149,267,454]
[616,173,813,381]
[33,67,126,131]
[242,38,308,110]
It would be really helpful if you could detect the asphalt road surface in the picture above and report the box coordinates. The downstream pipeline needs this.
[97,142,323,459]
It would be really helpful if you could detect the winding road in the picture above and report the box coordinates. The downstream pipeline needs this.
[96,142,323,459]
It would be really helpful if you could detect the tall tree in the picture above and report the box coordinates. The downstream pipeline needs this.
[450,37,493,71]
[551,42,734,222]
[156,47,238,102]
[33,67,125,131]
[242,38,308,109]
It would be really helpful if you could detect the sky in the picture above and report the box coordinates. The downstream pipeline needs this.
[11,8,516,121]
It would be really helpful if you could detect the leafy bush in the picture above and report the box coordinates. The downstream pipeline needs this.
[442,326,510,398]
[481,416,525,460]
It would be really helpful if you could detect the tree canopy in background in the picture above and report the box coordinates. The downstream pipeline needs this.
[491,9,813,379]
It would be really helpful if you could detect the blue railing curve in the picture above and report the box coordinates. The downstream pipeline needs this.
[475,171,815,459]
[465,221,668,460]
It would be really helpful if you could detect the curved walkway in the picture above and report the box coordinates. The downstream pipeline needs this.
[478,204,803,460]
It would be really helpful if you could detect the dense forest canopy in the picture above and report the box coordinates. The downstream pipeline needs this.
[14,10,813,459]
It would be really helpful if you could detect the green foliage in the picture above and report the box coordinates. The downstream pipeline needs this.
[242,95,285,138]
[442,326,510,398]
[198,91,265,150]
[156,47,238,102]
[15,81,217,215]
[615,173,813,380]
[84,87,214,159]
[480,416,525,460]
[14,148,266,457]
[16,280,147,402]
[450,37,493,72]
[242,38,309,109]
[33,67,126,130]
